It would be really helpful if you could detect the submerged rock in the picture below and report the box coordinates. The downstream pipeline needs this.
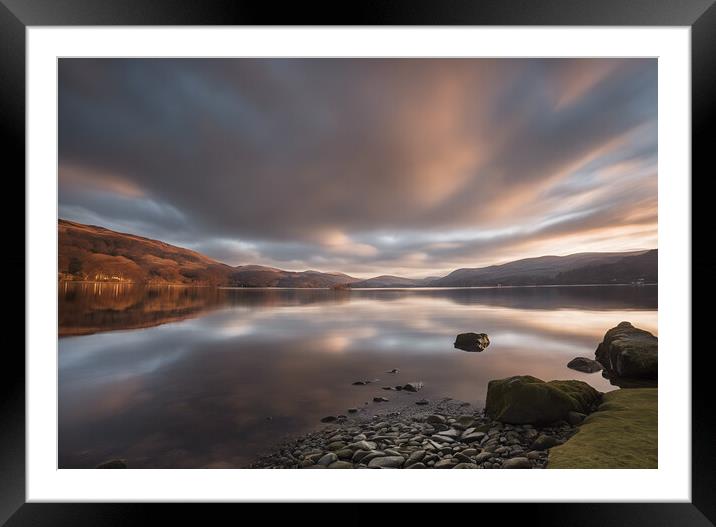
[567,357,603,373]
[485,375,601,425]
[373,396,389,402]
[454,332,490,352]
[321,415,337,423]
[402,382,424,392]
[595,322,657,382]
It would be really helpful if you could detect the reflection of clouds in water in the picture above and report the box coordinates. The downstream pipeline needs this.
[59,287,657,468]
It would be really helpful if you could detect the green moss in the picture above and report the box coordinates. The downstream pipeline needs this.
[547,388,657,469]
[485,376,601,425]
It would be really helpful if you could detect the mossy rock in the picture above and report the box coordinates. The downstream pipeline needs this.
[595,322,657,380]
[547,388,657,469]
[485,375,602,425]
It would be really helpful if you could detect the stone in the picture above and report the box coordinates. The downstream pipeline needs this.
[462,432,486,443]
[434,458,458,469]
[454,463,478,469]
[595,322,658,381]
[402,382,424,392]
[336,449,354,460]
[532,434,563,451]
[405,450,426,467]
[317,453,338,466]
[352,381,369,385]
[327,441,346,451]
[454,332,490,352]
[475,452,493,463]
[348,408,358,413]
[96,459,127,469]
[368,456,405,468]
[502,457,532,469]
[426,414,446,425]
[567,357,603,373]
[328,461,354,469]
[462,448,478,457]
[485,375,602,425]
[382,386,394,390]
[386,369,400,374]
[567,411,586,425]
[299,459,314,467]
[373,397,389,402]
[439,428,461,438]
[349,440,377,451]
[321,416,337,423]
[407,462,426,469]
[415,399,429,405]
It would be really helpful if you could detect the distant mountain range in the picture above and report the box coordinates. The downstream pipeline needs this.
[58,219,657,287]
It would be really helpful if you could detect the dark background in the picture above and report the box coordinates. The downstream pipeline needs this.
[2,0,714,524]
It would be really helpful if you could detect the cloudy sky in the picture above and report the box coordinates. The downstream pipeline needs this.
[58,58,657,279]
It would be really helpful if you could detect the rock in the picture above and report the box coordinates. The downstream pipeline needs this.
[300,459,315,467]
[327,441,346,451]
[415,399,429,405]
[438,428,461,439]
[532,434,564,451]
[434,458,458,469]
[321,416,337,423]
[317,453,338,466]
[386,369,400,374]
[454,332,490,352]
[485,375,602,425]
[502,457,532,469]
[336,448,354,459]
[303,464,326,469]
[382,386,394,390]
[462,448,478,457]
[454,463,478,469]
[352,381,368,385]
[402,382,424,392]
[567,411,586,425]
[96,459,127,469]
[348,408,358,413]
[456,415,475,427]
[462,432,486,443]
[395,385,403,391]
[595,322,658,381]
[404,450,426,467]
[373,397,389,402]
[328,461,354,469]
[349,440,377,451]
[368,456,405,468]
[567,357,603,373]
[426,414,446,425]
[407,462,426,469]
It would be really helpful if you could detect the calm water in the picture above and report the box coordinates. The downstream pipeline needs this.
[59,283,657,468]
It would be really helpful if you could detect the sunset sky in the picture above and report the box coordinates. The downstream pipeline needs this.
[58,58,657,278]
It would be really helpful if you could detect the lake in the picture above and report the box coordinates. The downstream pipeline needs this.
[58,283,657,468]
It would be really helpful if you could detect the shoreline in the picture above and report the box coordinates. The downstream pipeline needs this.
[247,396,579,469]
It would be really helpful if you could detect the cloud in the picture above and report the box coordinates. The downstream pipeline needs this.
[58,58,657,277]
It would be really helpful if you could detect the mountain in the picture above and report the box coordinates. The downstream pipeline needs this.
[429,250,654,287]
[58,219,359,287]
[349,275,438,288]
[59,219,657,288]
[553,249,657,285]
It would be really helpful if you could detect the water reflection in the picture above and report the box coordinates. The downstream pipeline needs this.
[59,284,657,468]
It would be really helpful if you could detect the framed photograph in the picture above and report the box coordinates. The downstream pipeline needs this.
[5,0,713,523]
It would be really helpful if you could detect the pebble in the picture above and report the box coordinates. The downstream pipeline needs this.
[249,398,580,470]
[368,456,405,468]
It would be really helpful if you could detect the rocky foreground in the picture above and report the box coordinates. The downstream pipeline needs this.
[248,398,578,469]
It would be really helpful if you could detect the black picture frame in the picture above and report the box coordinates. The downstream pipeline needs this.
[3,0,713,524]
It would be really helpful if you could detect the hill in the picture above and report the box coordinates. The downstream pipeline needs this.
[429,251,653,287]
[58,219,359,287]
